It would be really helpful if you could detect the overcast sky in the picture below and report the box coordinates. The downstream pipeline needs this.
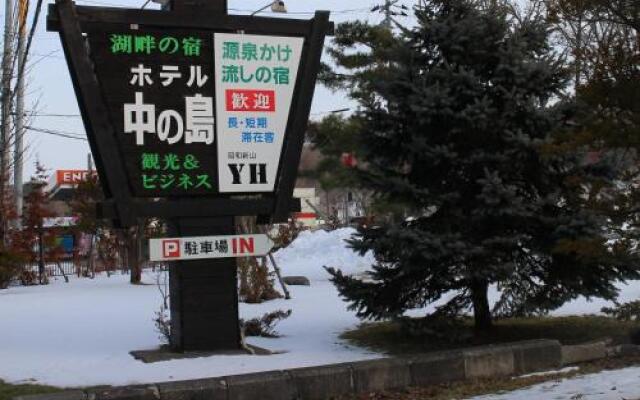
[19,0,413,178]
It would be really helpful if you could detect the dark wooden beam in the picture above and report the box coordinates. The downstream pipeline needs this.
[167,0,227,13]
[47,4,333,36]
[55,0,135,227]
[97,197,301,219]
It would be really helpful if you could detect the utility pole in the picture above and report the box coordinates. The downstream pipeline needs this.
[374,0,408,29]
[14,0,28,228]
[0,0,15,244]
[383,0,392,28]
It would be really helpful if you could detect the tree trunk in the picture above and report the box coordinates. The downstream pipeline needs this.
[471,278,492,331]
[128,227,142,284]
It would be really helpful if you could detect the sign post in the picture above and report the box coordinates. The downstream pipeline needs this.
[47,0,331,352]
[167,216,241,351]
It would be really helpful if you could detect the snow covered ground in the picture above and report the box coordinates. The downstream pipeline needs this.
[471,367,640,400]
[0,228,378,387]
[1,227,640,398]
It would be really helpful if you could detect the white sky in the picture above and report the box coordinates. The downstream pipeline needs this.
[18,0,414,178]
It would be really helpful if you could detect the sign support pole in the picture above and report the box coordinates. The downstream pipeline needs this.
[163,0,241,353]
[168,216,241,351]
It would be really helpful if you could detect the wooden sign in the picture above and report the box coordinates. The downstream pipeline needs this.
[46,1,332,225]
[47,0,331,353]
[89,29,217,197]
[149,234,274,261]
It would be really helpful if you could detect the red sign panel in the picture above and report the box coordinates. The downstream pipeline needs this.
[56,170,95,185]
[162,240,181,259]
[225,89,276,112]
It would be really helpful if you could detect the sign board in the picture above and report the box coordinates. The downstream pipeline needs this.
[42,216,79,229]
[56,170,95,185]
[47,170,97,194]
[149,234,274,261]
[83,30,303,197]
[214,33,303,193]
[48,0,331,352]
[47,1,330,225]
[89,29,218,198]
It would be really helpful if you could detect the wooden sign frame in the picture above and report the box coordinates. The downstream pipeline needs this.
[47,0,332,228]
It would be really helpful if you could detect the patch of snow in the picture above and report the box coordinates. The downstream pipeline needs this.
[272,228,375,281]
[514,366,579,379]
[470,366,640,400]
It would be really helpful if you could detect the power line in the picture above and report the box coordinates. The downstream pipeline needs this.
[16,111,81,118]
[26,126,87,141]
[371,0,410,27]
[229,7,372,15]
[311,107,351,116]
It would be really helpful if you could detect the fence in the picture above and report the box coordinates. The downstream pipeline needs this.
[14,259,165,286]
[21,259,79,278]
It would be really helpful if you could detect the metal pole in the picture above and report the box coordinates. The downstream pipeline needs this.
[0,0,14,243]
[38,225,45,284]
[250,1,273,16]
[14,0,27,228]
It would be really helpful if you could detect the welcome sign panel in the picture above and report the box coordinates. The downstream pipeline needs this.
[214,33,303,193]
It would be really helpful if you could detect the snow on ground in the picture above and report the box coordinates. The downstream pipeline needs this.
[514,367,580,379]
[2,226,640,395]
[470,367,640,400]
[0,228,379,387]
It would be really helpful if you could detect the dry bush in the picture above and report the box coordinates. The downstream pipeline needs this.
[238,256,282,304]
[241,309,292,338]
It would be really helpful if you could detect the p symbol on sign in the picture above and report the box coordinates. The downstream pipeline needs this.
[162,240,181,259]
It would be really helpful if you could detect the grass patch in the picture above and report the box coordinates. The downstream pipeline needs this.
[0,379,61,400]
[342,316,640,355]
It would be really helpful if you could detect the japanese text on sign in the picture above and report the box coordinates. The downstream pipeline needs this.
[215,33,304,193]
[149,234,275,261]
[91,30,218,197]
[110,34,202,56]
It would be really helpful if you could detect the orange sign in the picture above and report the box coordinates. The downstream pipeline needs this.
[56,170,95,185]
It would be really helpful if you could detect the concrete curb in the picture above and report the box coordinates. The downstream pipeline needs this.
[14,340,562,400]
[561,340,609,365]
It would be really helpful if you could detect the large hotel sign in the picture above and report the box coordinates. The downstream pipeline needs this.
[47,0,331,227]
[47,0,331,352]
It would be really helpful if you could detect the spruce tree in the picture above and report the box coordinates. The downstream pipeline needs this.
[325,0,639,330]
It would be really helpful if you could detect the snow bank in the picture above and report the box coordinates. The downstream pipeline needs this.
[273,228,375,281]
